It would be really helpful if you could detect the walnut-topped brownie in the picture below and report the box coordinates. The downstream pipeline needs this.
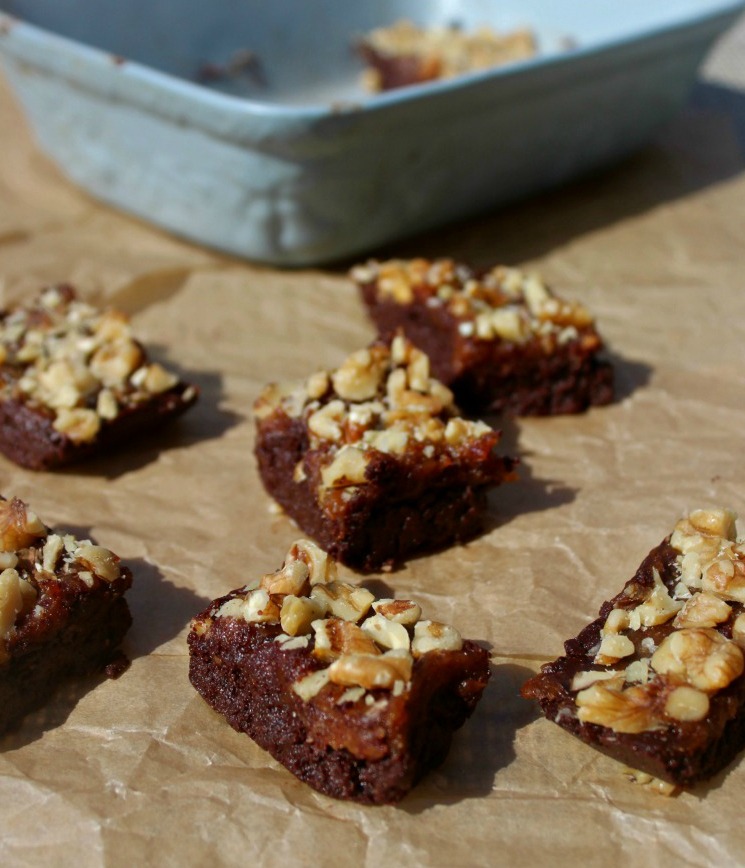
[0,284,198,469]
[188,538,490,804]
[357,19,536,91]
[0,495,132,733]
[354,258,613,416]
[522,508,745,789]
[254,335,517,571]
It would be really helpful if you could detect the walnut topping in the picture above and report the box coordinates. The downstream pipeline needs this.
[650,628,743,692]
[289,539,337,586]
[130,363,178,394]
[0,497,46,552]
[361,613,411,651]
[603,608,631,634]
[624,769,678,796]
[260,559,309,597]
[0,568,25,638]
[211,539,471,705]
[327,650,413,690]
[0,287,187,440]
[575,682,663,734]
[372,598,422,626]
[320,445,370,488]
[280,595,323,637]
[312,618,380,661]
[89,339,143,386]
[255,336,502,498]
[310,582,375,622]
[570,670,624,692]
[411,620,463,656]
[53,407,101,443]
[594,633,635,665]
[663,686,710,722]
[331,348,387,402]
[672,591,732,629]
[74,543,121,582]
[670,508,740,593]
[352,259,599,350]
[624,659,651,684]
[217,589,280,624]
[732,614,745,648]
[702,556,745,604]
[292,669,331,701]
[628,568,682,630]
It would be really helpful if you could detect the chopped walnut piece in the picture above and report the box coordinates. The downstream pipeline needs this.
[217,589,280,624]
[603,608,631,634]
[260,559,309,597]
[595,633,635,665]
[53,407,101,444]
[132,363,178,394]
[327,649,413,690]
[570,670,624,692]
[308,400,346,442]
[290,539,338,586]
[672,592,732,629]
[74,543,121,582]
[575,682,663,734]
[331,348,387,402]
[411,620,463,656]
[732,614,745,648]
[361,613,411,651]
[310,582,375,622]
[628,568,682,630]
[312,618,380,660]
[650,627,744,692]
[0,568,24,638]
[280,595,324,637]
[292,668,331,701]
[320,445,370,488]
[372,598,422,626]
[702,556,745,604]
[0,497,46,552]
[664,686,710,722]
[687,508,737,540]
[89,338,143,386]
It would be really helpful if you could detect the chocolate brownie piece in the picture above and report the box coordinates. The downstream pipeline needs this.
[188,538,490,804]
[0,284,198,470]
[357,20,536,91]
[353,258,613,416]
[0,495,132,733]
[254,336,517,571]
[522,508,745,789]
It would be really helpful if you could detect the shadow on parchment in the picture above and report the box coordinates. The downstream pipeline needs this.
[403,662,538,811]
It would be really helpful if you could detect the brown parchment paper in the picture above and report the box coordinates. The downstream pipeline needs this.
[1,16,745,868]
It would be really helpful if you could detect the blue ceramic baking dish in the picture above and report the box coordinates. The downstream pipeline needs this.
[0,0,742,266]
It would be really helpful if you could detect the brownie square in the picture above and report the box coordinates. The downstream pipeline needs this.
[0,495,132,733]
[522,508,745,789]
[188,538,490,804]
[353,258,613,417]
[0,284,198,470]
[254,336,517,571]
